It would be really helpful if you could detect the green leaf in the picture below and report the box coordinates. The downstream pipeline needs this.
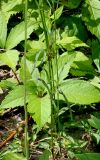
[51,6,63,20]
[26,40,45,51]
[1,0,23,22]
[76,153,100,160]
[57,36,88,51]
[59,15,88,41]
[59,80,100,104]
[0,83,36,109]
[82,0,100,41]
[1,0,22,12]
[90,76,100,89]
[61,0,82,9]
[6,20,37,49]
[41,51,76,83]
[0,85,25,108]
[88,115,100,131]
[0,11,7,48]
[2,152,26,160]
[28,95,51,127]
[39,150,51,160]
[26,40,46,61]
[54,52,76,82]
[0,50,19,71]
[19,58,40,83]
[70,51,95,76]
[92,133,100,144]
[0,78,17,89]
[91,40,100,72]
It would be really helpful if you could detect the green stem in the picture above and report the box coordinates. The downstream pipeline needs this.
[24,0,29,159]
[59,90,73,121]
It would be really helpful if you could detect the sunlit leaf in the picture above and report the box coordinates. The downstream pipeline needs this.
[0,83,37,109]
[28,95,51,127]
[59,80,100,104]
[82,0,100,41]
[51,6,63,20]
[91,40,100,72]
[3,152,26,160]
[88,115,100,131]
[0,50,19,71]
[57,36,88,51]
[76,153,100,160]
[0,11,7,48]
[6,20,38,49]
[70,51,95,76]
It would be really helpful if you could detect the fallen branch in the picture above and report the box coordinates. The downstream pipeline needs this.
[0,130,17,149]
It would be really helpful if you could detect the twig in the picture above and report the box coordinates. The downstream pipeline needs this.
[0,130,17,149]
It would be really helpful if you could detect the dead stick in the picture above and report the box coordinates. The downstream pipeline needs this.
[0,130,17,149]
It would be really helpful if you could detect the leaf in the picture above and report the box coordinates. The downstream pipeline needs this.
[70,51,95,76]
[0,11,7,48]
[57,52,76,82]
[26,40,46,61]
[91,40,100,72]
[0,83,37,109]
[51,6,63,20]
[2,152,26,160]
[0,78,17,89]
[88,115,100,131]
[57,36,88,51]
[26,40,45,51]
[1,0,22,12]
[61,0,82,9]
[28,95,51,127]
[59,15,88,41]
[19,58,40,83]
[76,153,100,160]
[92,133,100,144]
[90,76,100,89]
[59,80,100,104]
[39,150,51,160]
[41,51,76,83]
[0,85,25,108]
[0,50,19,71]
[1,0,23,22]
[6,20,38,49]
[82,0,100,41]
[54,52,76,82]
